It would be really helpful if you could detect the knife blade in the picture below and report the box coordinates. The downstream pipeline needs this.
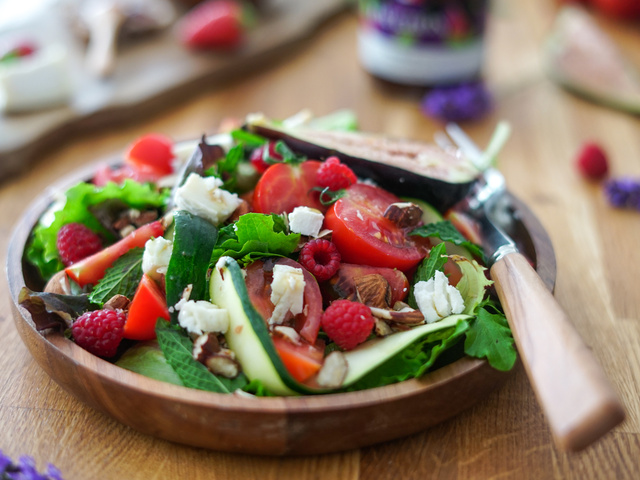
[445,123,626,451]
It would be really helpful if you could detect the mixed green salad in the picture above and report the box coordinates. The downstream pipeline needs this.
[20,111,517,396]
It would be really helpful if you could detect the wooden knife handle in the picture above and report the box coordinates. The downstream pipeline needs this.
[490,252,625,451]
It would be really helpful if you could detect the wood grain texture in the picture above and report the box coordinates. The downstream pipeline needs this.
[1,0,639,478]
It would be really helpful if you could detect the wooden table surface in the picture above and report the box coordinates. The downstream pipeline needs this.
[1,0,639,478]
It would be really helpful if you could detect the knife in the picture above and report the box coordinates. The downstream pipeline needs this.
[445,123,626,451]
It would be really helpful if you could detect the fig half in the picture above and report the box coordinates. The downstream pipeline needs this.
[245,116,480,213]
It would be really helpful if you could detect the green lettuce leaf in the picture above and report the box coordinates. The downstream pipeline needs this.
[464,306,516,371]
[155,320,248,393]
[210,213,300,267]
[26,180,168,281]
[88,248,143,306]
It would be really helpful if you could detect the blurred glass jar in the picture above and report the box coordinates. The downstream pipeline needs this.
[357,0,489,86]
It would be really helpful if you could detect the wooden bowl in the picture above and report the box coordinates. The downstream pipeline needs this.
[6,159,556,456]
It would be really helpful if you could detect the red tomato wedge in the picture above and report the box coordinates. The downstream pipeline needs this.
[124,274,170,340]
[324,183,428,272]
[252,160,325,215]
[65,220,164,287]
[244,257,323,344]
[125,134,175,176]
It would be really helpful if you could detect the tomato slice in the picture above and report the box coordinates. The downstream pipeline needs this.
[65,220,165,287]
[124,274,170,340]
[324,183,428,272]
[244,257,323,344]
[252,160,325,214]
[271,335,324,383]
[125,133,175,176]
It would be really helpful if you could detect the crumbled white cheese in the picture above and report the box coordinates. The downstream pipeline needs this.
[288,206,324,237]
[142,237,173,282]
[178,300,229,335]
[174,173,241,225]
[269,264,305,325]
[414,271,465,324]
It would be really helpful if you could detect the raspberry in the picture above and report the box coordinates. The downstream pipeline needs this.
[56,223,103,267]
[321,299,374,350]
[71,309,127,358]
[316,157,357,191]
[250,141,282,173]
[298,239,341,282]
[576,142,609,180]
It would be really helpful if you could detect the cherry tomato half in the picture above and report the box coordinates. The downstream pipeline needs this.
[252,160,325,215]
[125,133,175,176]
[324,183,428,272]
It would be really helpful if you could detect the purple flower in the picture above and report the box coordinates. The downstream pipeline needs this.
[421,82,492,123]
[0,451,63,480]
[604,177,640,210]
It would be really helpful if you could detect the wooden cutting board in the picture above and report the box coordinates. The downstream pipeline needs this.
[0,0,348,180]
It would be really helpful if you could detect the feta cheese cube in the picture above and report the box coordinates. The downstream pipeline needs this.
[288,206,324,237]
[142,237,173,282]
[414,270,465,323]
[269,264,306,325]
[174,173,241,225]
[178,300,229,335]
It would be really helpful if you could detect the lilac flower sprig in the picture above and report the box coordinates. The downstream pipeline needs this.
[0,451,63,480]
[421,82,493,123]
[604,177,640,211]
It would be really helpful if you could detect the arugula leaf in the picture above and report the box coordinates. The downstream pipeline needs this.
[464,306,516,371]
[210,213,300,267]
[411,220,484,260]
[88,248,143,306]
[26,180,168,281]
[407,242,447,309]
[155,320,248,393]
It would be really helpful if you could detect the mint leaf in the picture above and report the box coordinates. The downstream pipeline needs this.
[411,220,484,260]
[88,248,143,306]
[155,320,248,392]
[274,141,304,164]
[204,144,244,190]
[210,213,300,267]
[407,242,447,309]
[464,307,516,371]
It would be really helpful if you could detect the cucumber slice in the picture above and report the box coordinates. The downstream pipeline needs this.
[342,314,470,387]
[210,257,300,396]
[165,210,218,320]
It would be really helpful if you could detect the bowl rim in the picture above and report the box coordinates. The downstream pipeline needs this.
[5,151,557,420]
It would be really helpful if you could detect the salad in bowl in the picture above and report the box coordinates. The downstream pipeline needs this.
[18,111,519,399]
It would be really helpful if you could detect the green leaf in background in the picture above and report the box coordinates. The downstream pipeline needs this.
[464,307,516,371]
[407,242,447,309]
[88,248,144,306]
[230,129,267,149]
[26,179,168,282]
[411,220,484,260]
[155,320,248,393]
